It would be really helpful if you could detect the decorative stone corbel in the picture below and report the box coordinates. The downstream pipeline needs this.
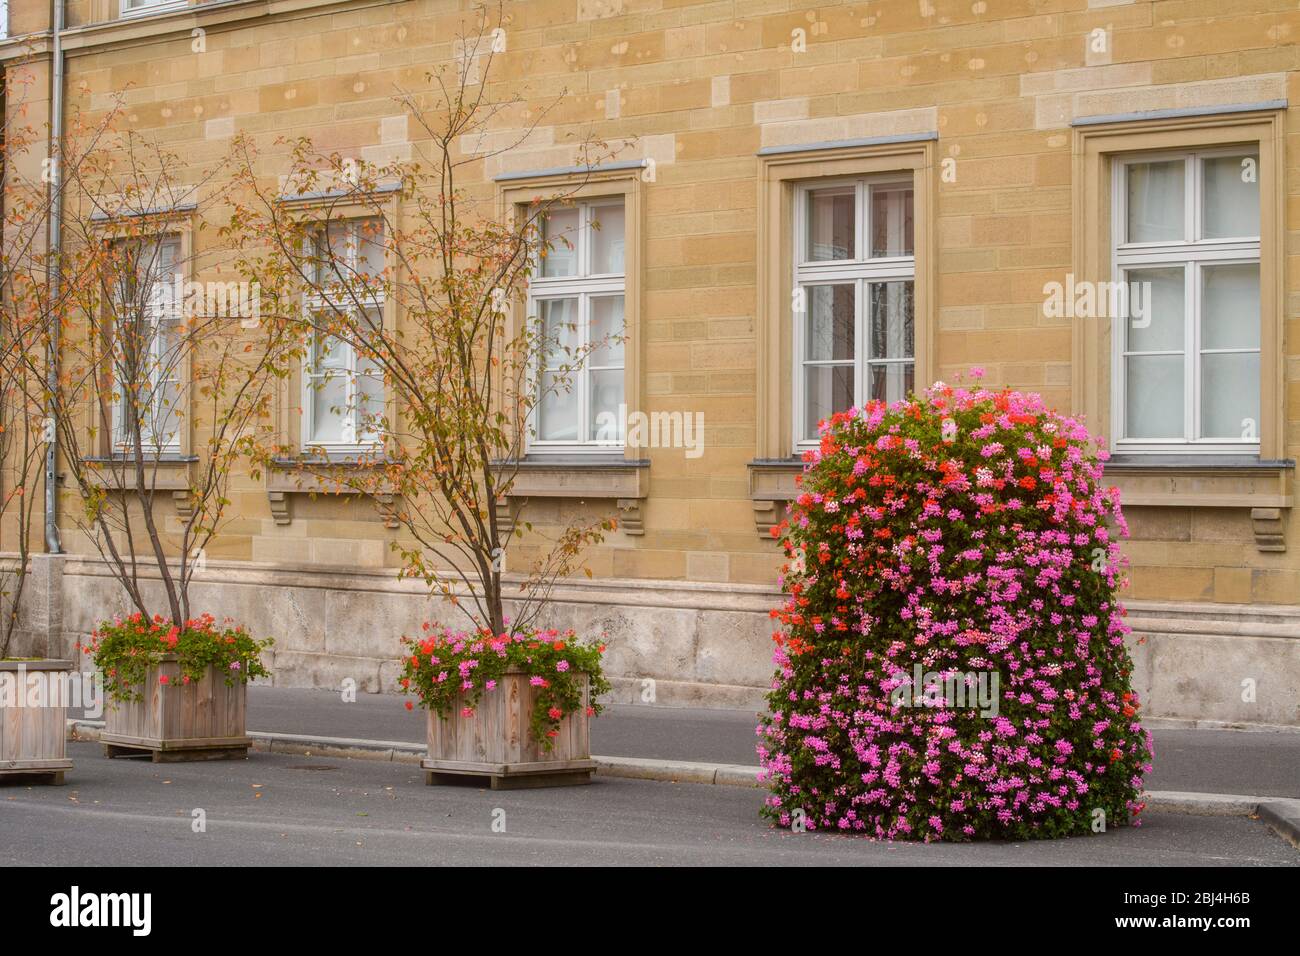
[267,490,292,526]
[495,498,516,537]
[375,493,401,530]
[1251,507,1286,552]
[172,490,195,521]
[616,498,644,535]
[752,498,785,538]
[748,459,801,539]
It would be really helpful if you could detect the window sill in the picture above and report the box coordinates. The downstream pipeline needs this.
[81,456,197,517]
[745,455,1296,548]
[1106,455,1294,552]
[494,456,650,534]
[265,458,397,527]
[1104,455,1293,507]
[81,455,195,492]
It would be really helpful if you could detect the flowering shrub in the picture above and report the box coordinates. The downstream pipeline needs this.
[399,625,611,750]
[86,613,273,704]
[758,379,1153,841]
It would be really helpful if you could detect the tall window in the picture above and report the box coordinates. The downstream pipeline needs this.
[1113,148,1260,450]
[794,177,914,446]
[302,218,385,452]
[529,199,626,450]
[110,235,182,452]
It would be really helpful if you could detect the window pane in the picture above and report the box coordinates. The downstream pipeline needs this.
[805,285,855,361]
[313,335,348,370]
[357,219,386,279]
[537,370,579,442]
[1202,154,1259,240]
[142,378,180,448]
[589,368,624,441]
[309,374,347,444]
[870,185,913,258]
[539,298,579,367]
[803,364,854,439]
[805,187,854,261]
[868,362,914,404]
[590,203,625,275]
[1200,352,1259,440]
[868,281,914,360]
[357,363,384,440]
[155,316,181,369]
[151,237,180,290]
[590,295,624,367]
[541,207,580,277]
[1126,160,1184,243]
[325,221,352,277]
[1126,355,1184,439]
[1201,263,1260,350]
[1124,267,1184,353]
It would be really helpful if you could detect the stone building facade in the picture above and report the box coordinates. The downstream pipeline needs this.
[2,0,1297,725]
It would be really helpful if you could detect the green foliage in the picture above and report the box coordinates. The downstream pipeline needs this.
[399,625,610,751]
[86,612,273,704]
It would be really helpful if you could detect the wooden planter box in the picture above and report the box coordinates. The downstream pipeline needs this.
[101,658,250,763]
[422,670,595,789]
[0,660,75,785]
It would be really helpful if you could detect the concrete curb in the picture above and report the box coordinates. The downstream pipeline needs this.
[65,720,1299,837]
[1141,790,1262,816]
[593,755,760,787]
[1256,800,1300,849]
[68,719,765,784]
[1140,716,1300,734]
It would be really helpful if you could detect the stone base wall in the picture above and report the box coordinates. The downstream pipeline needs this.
[10,553,1299,727]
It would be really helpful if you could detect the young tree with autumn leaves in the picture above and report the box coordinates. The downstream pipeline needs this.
[228,10,619,637]
[7,115,300,627]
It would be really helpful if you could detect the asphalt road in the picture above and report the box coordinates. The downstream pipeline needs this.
[238,686,1300,799]
[0,742,1296,866]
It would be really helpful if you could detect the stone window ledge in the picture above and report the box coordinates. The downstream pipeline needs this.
[1105,456,1294,552]
[1104,456,1293,507]
[265,458,397,527]
[494,457,650,535]
[80,455,197,517]
[749,455,1295,550]
[81,455,196,488]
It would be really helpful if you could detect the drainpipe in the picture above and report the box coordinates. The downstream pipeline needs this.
[43,0,65,553]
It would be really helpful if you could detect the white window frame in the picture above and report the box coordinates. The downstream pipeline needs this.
[1111,147,1261,454]
[120,0,189,19]
[527,199,626,454]
[111,235,183,454]
[792,175,915,448]
[301,218,386,456]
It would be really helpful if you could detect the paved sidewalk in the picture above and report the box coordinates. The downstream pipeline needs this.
[239,686,1300,800]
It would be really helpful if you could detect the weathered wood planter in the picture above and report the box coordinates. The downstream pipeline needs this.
[422,670,595,789]
[101,657,250,762]
[0,660,75,785]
